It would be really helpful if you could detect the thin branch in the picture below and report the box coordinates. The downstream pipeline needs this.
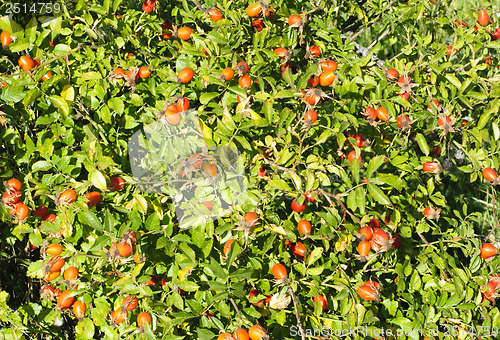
[229,298,242,327]
[349,0,398,41]
[361,5,414,56]
[191,0,206,12]
[262,158,297,174]
[319,188,362,224]
[288,285,306,340]
[75,252,101,259]
[362,265,389,273]
[415,237,464,247]
[417,232,430,245]
[389,44,416,62]
[456,53,500,73]
[367,28,391,50]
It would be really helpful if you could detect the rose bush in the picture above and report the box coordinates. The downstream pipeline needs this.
[1,0,500,339]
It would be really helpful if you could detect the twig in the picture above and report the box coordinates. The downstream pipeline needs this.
[367,28,390,50]
[415,237,464,247]
[349,0,398,41]
[340,34,385,68]
[288,285,306,340]
[192,0,207,13]
[229,298,242,327]
[263,158,297,174]
[319,188,362,224]
[361,5,414,55]
[417,232,430,245]
[389,44,416,62]
[456,53,500,73]
[75,252,101,259]
[362,265,389,273]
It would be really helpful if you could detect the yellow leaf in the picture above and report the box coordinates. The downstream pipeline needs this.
[133,193,148,213]
[124,198,137,211]
[264,224,287,236]
[178,266,194,281]
[335,233,353,252]
[61,85,75,102]
[237,108,262,120]
[198,118,212,141]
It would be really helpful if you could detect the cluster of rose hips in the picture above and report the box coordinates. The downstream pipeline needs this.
[354,218,402,301]
[218,325,268,340]
[42,243,151,329]
[111,65,151,83]
[40,226,152,328]
[1,179,29,221]
[157,96,191,126]
[40,242,85,320]
[110,295,152,330]
[481,274,500,303]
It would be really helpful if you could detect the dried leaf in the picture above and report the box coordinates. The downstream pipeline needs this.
[265,224,287,236]
[269,293,291,310]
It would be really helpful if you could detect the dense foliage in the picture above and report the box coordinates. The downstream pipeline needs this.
[1,0,500,339]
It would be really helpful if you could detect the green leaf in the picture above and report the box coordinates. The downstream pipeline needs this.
[347,190,357,213]
[199,92,219,105]
[350,158,360,184]
[445,74,461,88]
[61,85,75,102]
[145,212,160,231]
[1,85,26,103]
[32,161,52,172]
[85,210,103,231]
[267,179,292,191]
[177,281,200,292]
[308,267,324,276]
[80,72,102,81]
[307,247,323,266]
[0,17,24,36]
[478,99,499,130]
[90,169,107,191]
[53,43,71,56]
[25,17,37,43]
[75,319,95,339]
[316,130,332,144]
[205,261,227,280]
[366,155,385,179]
[356,187,365,215]
[178,243,196,265]
[287,171,302,191]
[415,133,430,156]
[108,97,124,114]
[227,86,247,98]
[131,262,144,278]
[41,75,65,91]
[50,95,70,118]
[367,183,392,205]
[23,88,41,107]
[8,37,31,52]
[262,99,274,123]
[376,174,405,191]
[390,317,413,329]
[113,0,123,11]
[274,90,294,99]
[234,135,252,151]
[304,171,315,192]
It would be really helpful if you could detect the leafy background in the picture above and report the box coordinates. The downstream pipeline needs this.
[1,0,500,339]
